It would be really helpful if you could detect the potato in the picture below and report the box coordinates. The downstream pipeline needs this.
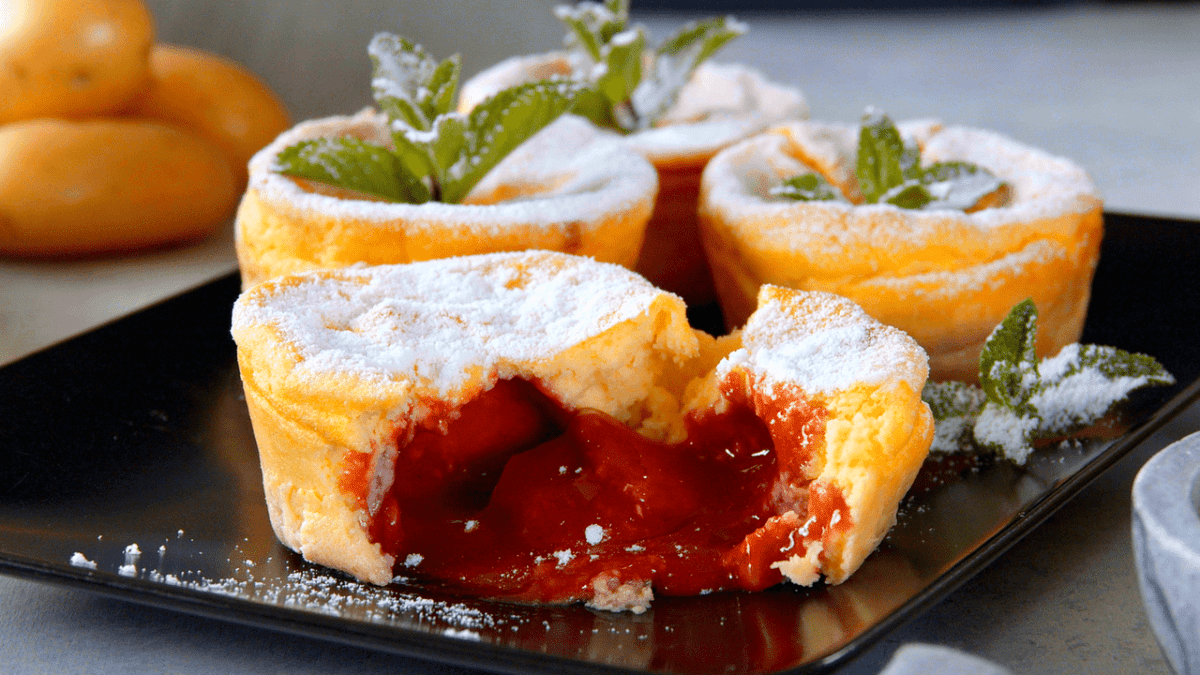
[0,0,155,124]
[0,119,237,257]
[125,44,292,189]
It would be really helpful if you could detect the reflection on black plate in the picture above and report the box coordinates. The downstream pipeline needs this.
[1,213,1198,675]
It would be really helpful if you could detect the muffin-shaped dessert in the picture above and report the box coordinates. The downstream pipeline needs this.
[458,3,807,304]
[231,250,933,611]
[698,112,1103,381]
[234,33,657,287]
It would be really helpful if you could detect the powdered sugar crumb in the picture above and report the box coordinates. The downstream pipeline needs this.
[68,542,502,633]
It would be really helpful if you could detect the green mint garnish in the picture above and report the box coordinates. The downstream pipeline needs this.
[857,107,919,204]
[275,137,430,204]
[629,17,745,129]
[922,380,987,453]
[368,34,460,132]
[770,173,842,202]
[275,33,582,204]
[774,107,1008,211]
[556,0,628,63]
[554,1,745,133]
[978,298,1040,417]
[922,300,1175,464]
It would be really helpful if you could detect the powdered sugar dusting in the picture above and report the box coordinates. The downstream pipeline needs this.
[458,53,808,164]
[721,288,927,395]
[233,251,665,397]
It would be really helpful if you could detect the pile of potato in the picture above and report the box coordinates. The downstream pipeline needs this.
[0,0,290,257]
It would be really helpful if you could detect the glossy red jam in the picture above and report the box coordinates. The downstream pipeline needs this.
[345,378,847,604]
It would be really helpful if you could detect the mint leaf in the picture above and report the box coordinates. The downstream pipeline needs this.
[595,29,644,106]
[555,0,629,63]
[569,86,620,128]
[856,108,910,204]
[274,137,429,204]
[922,380,987,454]
[630,16,746,129]
[1031,344,1175,436]
[924,301,1175,465]
[369,33,460,131]
[978,298,1040,416]
[439,79,583,204]
[656,16,746,65]
[920,161,1005,212]
[882,181,933,209]
[553,6,744,134]
[853,109,1007,211]
[770,173,842,202]
[277,35,581,205]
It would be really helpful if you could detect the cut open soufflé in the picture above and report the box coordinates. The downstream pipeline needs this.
[231,250,933,612]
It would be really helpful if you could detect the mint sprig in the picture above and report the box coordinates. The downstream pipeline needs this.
[770,173,842,202]
[922,300,1175,464]
[275,137,429,204]
[368,34,460,132]
[858,108,1007,211]
[554,2,745,133]
[274,33,582,204]
[776,107,1007,211]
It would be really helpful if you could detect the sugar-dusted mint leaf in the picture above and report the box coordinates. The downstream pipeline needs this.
[856,108,913,204]
[978,298,1040,416]
[274,137,429,204]
[973,403,1040,464]
[568,86,620,128]
[369,33,460,131]
[1030,343,1175,436]
[852,109,1007,211]
[921,161,1006,212]
[656,15,746,64]
[595,29,644,107]
[922,380,987,454]
[770,173,843,202]
[555,0,629,63]
[439,79,584,204]
[553,5,744,134]
[630,16,746,130]
[881,181,933,209]
[924,300,1175,465]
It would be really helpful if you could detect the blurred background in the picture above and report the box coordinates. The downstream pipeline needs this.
[3,0,1196,365]
[142,0,1199,216]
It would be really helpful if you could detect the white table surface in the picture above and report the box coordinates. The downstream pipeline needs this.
[2,2,1198,673]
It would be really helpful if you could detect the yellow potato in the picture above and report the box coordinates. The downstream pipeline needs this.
[0,0,155,123]
[0,118,237,257]
[125,44,292,189]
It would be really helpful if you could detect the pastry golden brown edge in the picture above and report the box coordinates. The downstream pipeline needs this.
[231,251,933,606]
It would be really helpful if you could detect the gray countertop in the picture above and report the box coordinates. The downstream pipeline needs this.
[2,2,1198,672]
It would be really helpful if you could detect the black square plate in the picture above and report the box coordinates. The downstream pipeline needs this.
[1,213,1197,674]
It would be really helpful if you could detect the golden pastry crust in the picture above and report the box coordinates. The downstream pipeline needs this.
[234,110,657,287]
[698,120,1104,381]
[459,54,808,304]
[231,251,932,603]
